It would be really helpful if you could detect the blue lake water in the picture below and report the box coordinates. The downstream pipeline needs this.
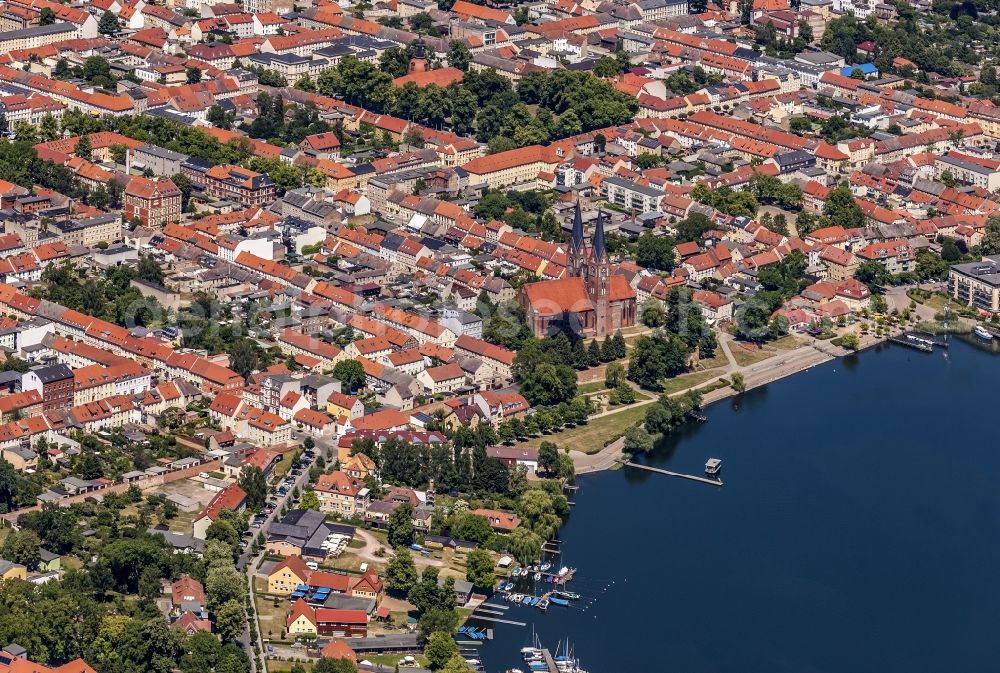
[472,337,1000,673]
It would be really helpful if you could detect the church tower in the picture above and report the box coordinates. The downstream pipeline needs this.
[569,200,586,279]
[408,37,429,74]
[587,210,611,337]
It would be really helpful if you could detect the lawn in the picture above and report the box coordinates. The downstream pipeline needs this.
[272,452,298,479]
[522,402,650,453]
[771,335,803,351]
[659,369,723,395]
[577,381,607,395]
[166,507,199,534]
[731,343,777,368]
[911,291,950,312]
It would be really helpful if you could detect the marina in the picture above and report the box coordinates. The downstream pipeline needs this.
[478,339,1000,673]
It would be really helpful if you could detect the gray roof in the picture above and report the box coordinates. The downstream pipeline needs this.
[27,363,72,383]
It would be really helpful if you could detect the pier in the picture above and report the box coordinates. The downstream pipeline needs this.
[621,460,723,486]
[468,615,527,626]
[889,335,933,352]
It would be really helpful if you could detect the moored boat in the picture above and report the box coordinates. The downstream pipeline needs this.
[975,325,993,341]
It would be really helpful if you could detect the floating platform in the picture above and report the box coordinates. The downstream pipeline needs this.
[889,336,933,352]
[621,460,723,486]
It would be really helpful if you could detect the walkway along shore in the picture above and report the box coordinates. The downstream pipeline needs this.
[572,338,850,475]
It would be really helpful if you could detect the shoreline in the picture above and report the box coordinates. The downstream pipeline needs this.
[572,338,856,474]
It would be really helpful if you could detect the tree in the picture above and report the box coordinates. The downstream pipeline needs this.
[214,600,245,643]
[731,372,746,394]
[622,425,653,453]
[238,466,267,510]
[205,519,240,551]
[98,9,119,34]
[627,332,690,390]
[385,548,419,592]
[314,657,357,673]
[636,232,676,271]
[206,564,246,611]
[138,255,164,285]
[447,40,472,71]
[300,490,320,510]
[75,135,92,160]
[823,183,865,229]
[442,654,474,673]
[109,143,128,166]
[172,173,193,211]
[507,526,542,564]
[332,359,365,392]
[465,548,495,590]
[605,361,626,389]
[388,503,415,547]
[0,529,41,570]
[537,441,559,475]
[186,67,202,84]
[519,362,577,407]
[424,631,459,670]
[229,339,258,380]
[449,512,493,544]
[39,7,55,24]
[410,11,435,34]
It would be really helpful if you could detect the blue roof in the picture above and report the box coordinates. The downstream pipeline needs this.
[841,63,878,76]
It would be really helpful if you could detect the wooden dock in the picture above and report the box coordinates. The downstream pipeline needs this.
[889,335,933,352]
[469,615,526,626]
[621,460,723,486]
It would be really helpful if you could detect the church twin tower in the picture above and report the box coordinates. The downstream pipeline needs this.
[568,202,611,336]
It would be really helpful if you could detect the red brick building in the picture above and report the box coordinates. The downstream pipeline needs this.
[124,176,182,227]
[519,204,636,337]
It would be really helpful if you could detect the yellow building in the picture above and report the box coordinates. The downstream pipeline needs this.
[267,556,310,595]
[0,559,27,581]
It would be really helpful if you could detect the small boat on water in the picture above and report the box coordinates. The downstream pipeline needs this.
[533,572,542,581]
[521,595,532,605]
[504,582,514,591]
[557,566,569,576]
[553,590,580,600]
[549,596,570,606]
[975,325,994,341]
[537,598,549,610]
[511,567,522,577]
[540,562,551,571]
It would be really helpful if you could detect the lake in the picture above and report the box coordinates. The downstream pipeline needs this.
[472,336,1000,673]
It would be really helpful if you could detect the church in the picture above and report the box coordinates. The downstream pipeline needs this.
[519,203,637,338]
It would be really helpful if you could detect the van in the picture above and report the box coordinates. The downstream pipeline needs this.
[306,561,319,571]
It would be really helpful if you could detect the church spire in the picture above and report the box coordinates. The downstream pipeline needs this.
[592,209,607,261]
[571,200,585,252]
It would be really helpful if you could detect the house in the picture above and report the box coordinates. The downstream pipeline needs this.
[171,575,206,610]
[471,508,521,532]
[314,470,370,517]
[192,484,247,539]
[486,446,539,472]
[0,558,26,581]
[124,177,182,227]
[285,598,369,637]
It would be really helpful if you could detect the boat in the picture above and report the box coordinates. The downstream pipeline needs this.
[549,596,570,606]
[553,590,580,600]
[510,593,523,603]
[533,572,542,581]
[540,562,551,571]
[975,325,993,341]
[557,566,569,576]
[511,567,522,577]
[529,596,540,606]
[705,458,722,476]
[504,582,514,591]
[521,595,532,605]
[537,598,549,610]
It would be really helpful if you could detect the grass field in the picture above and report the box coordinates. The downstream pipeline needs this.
[659,369,723,395]
[522,403,650,453]
[577,381,607,395]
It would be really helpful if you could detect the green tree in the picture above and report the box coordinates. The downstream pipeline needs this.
[449,512,493,544]
[447,40,472,71]
[385,548,419,592]
[300,490,320,510]
[424,631,459,669]
[39,7,55,24]
[410,11,435,34]
[205,563,246,611]
[605,361,626,388]
[465,548,495,589]
[388,503,415,547]
[238,466,267,511]
[186,67,202,84]
[228,338,258,380]
[823,183,865,229]
[314,657,357,673]
[75,135,93,160]
[0,529,41,569]
[537,441,559,475]
[214,600,245,643]
[636,232,676,271]
[332,359,366,392]
[98,9,119,33]
[623,424,654,453]
[507,526,542,564]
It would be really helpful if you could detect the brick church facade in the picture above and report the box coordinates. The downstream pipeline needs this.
[519,204,637,338]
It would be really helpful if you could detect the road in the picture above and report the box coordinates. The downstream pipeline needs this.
[238,433,331,673]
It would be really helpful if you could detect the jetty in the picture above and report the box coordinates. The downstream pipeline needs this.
[620,460,723,486]
[468,615,527,626]
[889,335,933,352]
